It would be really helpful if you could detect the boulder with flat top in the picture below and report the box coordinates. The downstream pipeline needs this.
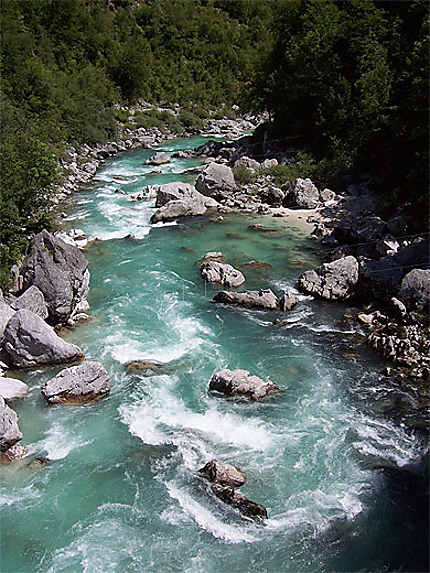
[213,289,280,310]
[200,261,245,288]
[41,361,110,404]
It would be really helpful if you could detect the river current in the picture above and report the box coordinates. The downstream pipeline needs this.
[1,137,428,573]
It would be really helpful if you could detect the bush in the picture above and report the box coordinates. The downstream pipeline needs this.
[262,152,316,186]
[232,166,257,186]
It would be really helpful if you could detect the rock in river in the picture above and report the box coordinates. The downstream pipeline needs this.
[199,459,246,488]
[20,230,90,325]
[145,151,170,165]
[42,361,110,404]
[209,368,279,401]
[211,484,268,519]
[3,309,84,368]
[200,261,245,288]
[150,198,208,223]
[0,396,22,451]
[154,182,217,209]
[213,289,280,310]
[0,377,29,400]
[298,256,359,300]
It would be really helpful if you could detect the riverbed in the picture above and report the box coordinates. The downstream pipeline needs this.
[1,137,427,573]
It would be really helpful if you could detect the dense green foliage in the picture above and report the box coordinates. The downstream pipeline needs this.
[250,0,429,217]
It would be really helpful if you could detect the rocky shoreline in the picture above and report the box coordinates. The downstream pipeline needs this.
[1,115,427,521]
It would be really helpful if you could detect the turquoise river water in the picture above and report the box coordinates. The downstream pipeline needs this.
[1,137,428,573]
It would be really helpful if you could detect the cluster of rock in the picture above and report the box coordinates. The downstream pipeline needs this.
[295,180,430,405]
[198,459,267,519]
[55,106,261,205]
[0,230,112,463]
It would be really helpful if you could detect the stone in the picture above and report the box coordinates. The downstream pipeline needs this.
[150,199,207,223]
[195,162,237,201]
[298,256,359,300]
[209,368,279,401]
[283,178,319,209]
[41,361,110,405]
[0,443,28,463]
[259,186,284,206]
[20,230,90,325]
[154,182,217,209]
[261,158,278,168]
[145,151,170,165]
[279,290,298,311]
[0,301,15,338]
[233,156,260,171]
[0,377,29,400]
[200,261,245,288]
[0,396,22,451]
[213,289,280,310]
[320,188,336,203]
[3,310,84,368]
[376,234,399,257]
[199,459,246,487]
[211,484,267,519]
[125,360,172,376]
[197,252,225,265]
[11,285,48,319]
[399,269,430,312]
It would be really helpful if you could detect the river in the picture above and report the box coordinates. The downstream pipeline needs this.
[1,136,427,573]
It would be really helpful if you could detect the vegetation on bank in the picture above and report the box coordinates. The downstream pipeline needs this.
[0,0,428,286]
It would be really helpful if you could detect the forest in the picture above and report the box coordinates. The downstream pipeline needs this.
[0,0,428,285]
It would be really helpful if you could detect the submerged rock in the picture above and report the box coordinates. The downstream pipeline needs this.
[211,484,267,519]
[42,361,110,404]
[298,256,359,300]
[200,261,245,288]
[0,377,29,400]
[213,289,279,310]
[125,360,173,376]
[199,459,246,488]
[11,285,48,319]
[209,368,279,401]
[20,230,90,325]
[3,309,84,368]
[0,396,22,451]
[196,252,225,265]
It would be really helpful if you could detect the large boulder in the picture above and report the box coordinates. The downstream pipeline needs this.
[20,230,90,325]
[0,377,29,400]
[150,199,207,223]
[399,269,430,312]
[209,368,279,401]
[3,309,84,368]
[213,289,280,310]
[283,178,319,209]
[200,261,245,288]
[211,484,267,519]
[298,256,359,300]
[0,396,22,451]
[145,151,170,165]
[11,285,48,319]
[41,361,110,405]
[0,301,15,338]
[154,182,217,209]
[195,162,237,201]
[199,459,246,488]
[259,186,284,206]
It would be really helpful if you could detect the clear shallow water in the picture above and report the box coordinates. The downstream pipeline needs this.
[1,137,428,573]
